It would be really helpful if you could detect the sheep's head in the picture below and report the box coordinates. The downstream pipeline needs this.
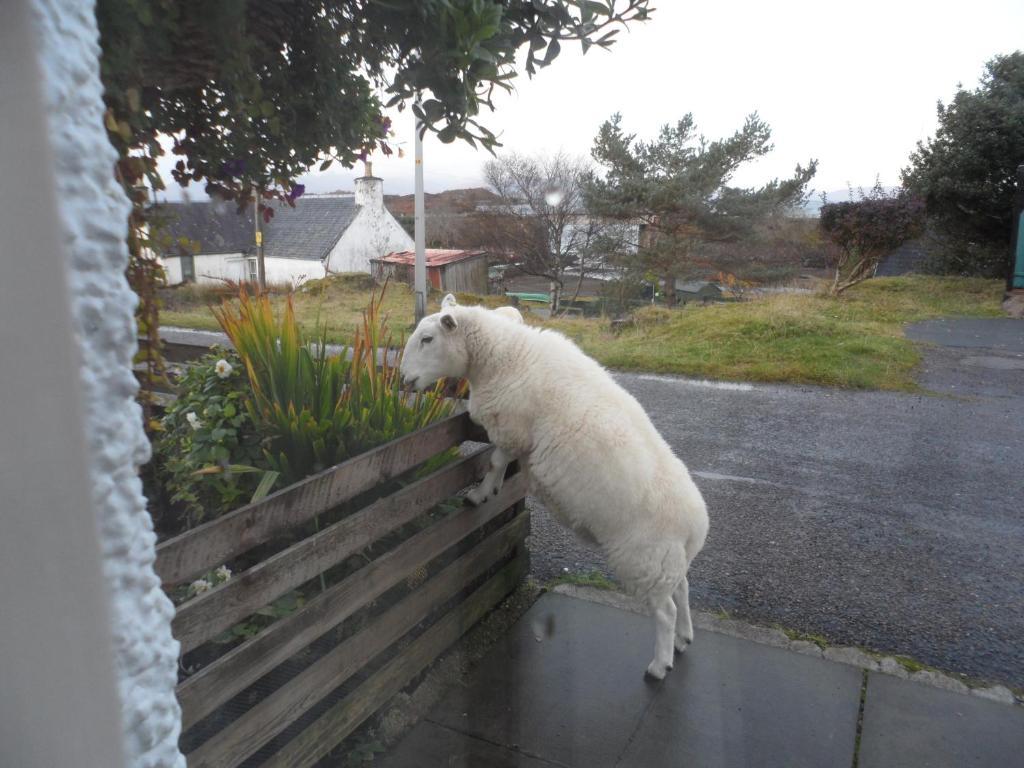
[400,294,468,392]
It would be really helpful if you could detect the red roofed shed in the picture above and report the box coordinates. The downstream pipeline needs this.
[371,249,490,294]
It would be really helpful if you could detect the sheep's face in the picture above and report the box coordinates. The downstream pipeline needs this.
[400,309,468,392]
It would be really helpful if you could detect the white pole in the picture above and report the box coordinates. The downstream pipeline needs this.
[414,110,427,322]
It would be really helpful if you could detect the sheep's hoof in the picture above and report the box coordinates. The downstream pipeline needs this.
[464,487,487,507]
[645,661,671,681]
[674,636,692,655]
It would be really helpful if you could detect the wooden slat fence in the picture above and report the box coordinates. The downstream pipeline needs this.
[156,412,527,767]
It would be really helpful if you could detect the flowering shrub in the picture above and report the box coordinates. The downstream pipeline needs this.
[151,287,458,535]
[154,348,274,527]
[187,564,232,599]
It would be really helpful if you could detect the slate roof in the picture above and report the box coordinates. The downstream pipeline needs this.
[154,196,360,261]
[154,200,254,256]
[876,237,930,276]
[675,280,722,294]
[378,249,488,267]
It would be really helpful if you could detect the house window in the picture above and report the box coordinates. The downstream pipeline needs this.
[180,255,195,283]
[247,257,259,283]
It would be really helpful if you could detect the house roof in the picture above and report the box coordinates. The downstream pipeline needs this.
[154,196,361,261]
[377,249,487,267]
[675,280,722,294]
[154,201,254,256]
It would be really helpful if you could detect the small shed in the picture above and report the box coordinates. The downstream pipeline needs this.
[371,249,490,294]
[674,280,724,305]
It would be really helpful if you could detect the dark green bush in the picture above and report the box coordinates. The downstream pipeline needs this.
[154,349,272,527]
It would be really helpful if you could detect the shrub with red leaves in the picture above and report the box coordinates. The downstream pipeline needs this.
[820,194,925,294]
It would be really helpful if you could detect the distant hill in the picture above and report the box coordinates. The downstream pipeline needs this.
[796,186,900,218]
[317,186,499,217]
[383,187,500,217]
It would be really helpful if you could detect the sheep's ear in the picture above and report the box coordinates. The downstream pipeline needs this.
[440,312,458,331]
[441,293,457,309]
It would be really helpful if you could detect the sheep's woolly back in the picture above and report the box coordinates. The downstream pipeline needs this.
[492,305,524,323]
[452,304,708,602]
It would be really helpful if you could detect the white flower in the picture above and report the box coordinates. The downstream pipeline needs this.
[185,412,203,431]
[214,565,232,582]
[215,359,233,379]
[189,578,212,596]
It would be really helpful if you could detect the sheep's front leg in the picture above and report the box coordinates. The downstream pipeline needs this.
[465,447,511,506]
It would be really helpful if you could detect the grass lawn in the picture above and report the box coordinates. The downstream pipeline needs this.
[160,274,1006,391]
[160,273,507,340]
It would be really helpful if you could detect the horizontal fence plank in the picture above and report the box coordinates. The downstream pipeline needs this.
[174,446,493,654]
[156,412,473,587]
[186,511,529,767]
[263,550,529,768]
[177,471,527,730]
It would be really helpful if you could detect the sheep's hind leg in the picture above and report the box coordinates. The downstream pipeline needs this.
[673,572,693,654]
[645,590,677,680]
[465,447,511,506]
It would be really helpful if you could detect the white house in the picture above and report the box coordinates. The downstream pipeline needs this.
[156,173,413,286]
[474,199,640,277]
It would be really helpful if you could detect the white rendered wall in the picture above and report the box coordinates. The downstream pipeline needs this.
[327,207,414,273]
[159,253,247,285]
[0,3,125,765]
[160,255,184,285]
[26,0,186,766]
[165,253,326,286]
[191,252,249,284]
[262,256,327,286]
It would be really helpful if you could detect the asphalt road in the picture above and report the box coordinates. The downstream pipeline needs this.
[528,319,1024,688]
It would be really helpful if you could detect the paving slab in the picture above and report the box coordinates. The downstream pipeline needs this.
[380,720,561,767]
[425,593,659,768]
[387,593,862,768]
[859,672,1024,768]
[618,624,862,768]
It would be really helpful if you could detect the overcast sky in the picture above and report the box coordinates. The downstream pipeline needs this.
[160,0,1024,201]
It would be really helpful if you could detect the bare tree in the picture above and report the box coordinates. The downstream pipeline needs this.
[482,152,623,312]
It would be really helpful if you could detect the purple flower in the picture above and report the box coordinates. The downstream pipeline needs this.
[287,184,305,203]
[220,158,246,178]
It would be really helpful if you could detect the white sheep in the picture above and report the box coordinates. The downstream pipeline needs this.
[491,305,524,323]
[401,294,708,679]
[441,293,523,324]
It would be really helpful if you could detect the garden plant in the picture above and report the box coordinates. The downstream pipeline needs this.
[153,286,455,532]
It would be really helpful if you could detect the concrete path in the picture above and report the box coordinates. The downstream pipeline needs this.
[380,592,1024,768]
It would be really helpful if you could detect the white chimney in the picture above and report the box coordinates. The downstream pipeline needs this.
[354,162,383,209]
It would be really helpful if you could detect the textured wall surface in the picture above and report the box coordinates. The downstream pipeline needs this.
[163,252,328,286]
[329,191,414,273]
[31,1,186,765]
